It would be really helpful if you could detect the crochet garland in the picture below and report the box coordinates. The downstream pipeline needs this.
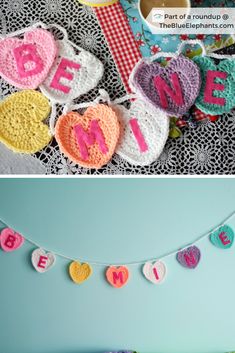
[0,211,234,288]
[0,24,235,168]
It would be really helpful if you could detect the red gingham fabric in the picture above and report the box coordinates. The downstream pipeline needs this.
[94,3,142,93]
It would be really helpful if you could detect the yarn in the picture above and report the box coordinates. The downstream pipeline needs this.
[31,248,56,273]
[143,261,166,284]
[55,104,120,169]
[0,28,57,89]
[130,54,201,116]
[176,246,201,269]
[69,261,93,284]
[0,228,24,252]
[0,90,52,153]
[106,266,129,288]
[193,56,235,114]
[113,99,169,166]
[40,39,104,104]
[210,225,234,249]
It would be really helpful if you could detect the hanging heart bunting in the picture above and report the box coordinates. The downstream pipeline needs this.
[130,55,201,116]
[176,246,201,269]
[0,227,24,252]
[55,104,120,169]
[106,266,129,288]
[143,260,166,284]
[69,261,93,284]
[210,225,234,249]
[112,99,169,166]
[40,39,104,104]
[0,90,51,153]
[0,28,57,89]
[31,248,56,273]
[193,56,235,115]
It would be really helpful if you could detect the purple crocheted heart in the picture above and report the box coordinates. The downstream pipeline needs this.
[176,245,201,269]
[132,55,201,116]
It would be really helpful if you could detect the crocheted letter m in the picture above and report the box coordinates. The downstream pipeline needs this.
[153,72,184,109]
[74,119,108,160]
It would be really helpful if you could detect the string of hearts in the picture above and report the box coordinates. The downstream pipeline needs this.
[0,211,235,288]
[1,23,235,169]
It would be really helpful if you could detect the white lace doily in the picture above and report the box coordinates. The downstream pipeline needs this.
[0,0,235,174]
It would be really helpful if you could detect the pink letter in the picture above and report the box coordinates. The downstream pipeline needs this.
[204,70,227,106]
[37,256,48,269]
[74,119,108,160]
[113,271,124,285]
[219,231,231,246]
[154,72,184,109]
[13,44,44,78]
[50,58,81,93]
[129,118,148,152]
[153,268,159,280]
[4,235,16,249]
[184,252,196,267]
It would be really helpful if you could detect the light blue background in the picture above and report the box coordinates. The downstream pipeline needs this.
[0,178,235,353]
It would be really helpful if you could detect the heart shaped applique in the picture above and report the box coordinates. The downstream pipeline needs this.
[193,56,235,114]
[0,227,24,252]
[31,248,56,273]
[69,261,93,284]
[40,40,104,104]
[112,99,169,166]
[176,246,201,269]
[0,90,52,153]
[106,266,129,288]
[55,104,120,169]
[143,261,166,284]
[210,225,234,249]
[130,55,201,116]
[0,28,57,89]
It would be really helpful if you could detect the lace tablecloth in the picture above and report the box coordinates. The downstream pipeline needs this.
[0,0,235,175]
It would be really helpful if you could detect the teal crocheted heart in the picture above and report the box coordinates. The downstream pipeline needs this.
[210,225,234,249]
[193,56,235,114]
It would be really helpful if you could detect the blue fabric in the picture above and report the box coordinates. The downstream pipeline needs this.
[120,0,235,57]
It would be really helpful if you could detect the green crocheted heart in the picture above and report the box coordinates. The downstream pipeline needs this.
[193,56,235,114]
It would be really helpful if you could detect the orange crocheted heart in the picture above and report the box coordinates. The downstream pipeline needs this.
[55,104,120,169]
[106,266,129,288]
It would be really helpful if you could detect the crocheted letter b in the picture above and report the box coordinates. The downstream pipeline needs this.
[13,44,44,78]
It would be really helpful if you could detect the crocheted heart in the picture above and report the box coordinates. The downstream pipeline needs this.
[113,99,169,166]
[143,261,166,284]
[0,28,57,89]
[0,90,51,153]
[40,40,104,104]
[69,261,93,284]
[131,55,201,116]
[0,228,24,252]
[210,225,234,249]
[31,248,56,273]
[106,266,129,288]
[176,246,201,269]
[193,56,235,114]
[55,104,120,169]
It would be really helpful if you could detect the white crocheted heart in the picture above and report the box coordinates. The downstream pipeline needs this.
[143,261,166,284]
[113,99,169,166]
[31,248,56,273]
[40,40,104,104]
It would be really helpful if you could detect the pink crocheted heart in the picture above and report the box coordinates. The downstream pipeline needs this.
[131,55,201,116]
[0,227,24,252]
[0,28,57,89]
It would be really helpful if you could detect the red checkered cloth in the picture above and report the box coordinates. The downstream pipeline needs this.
[94,3,142,93]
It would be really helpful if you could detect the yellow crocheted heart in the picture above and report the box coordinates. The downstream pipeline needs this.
[0,90,51,153]
[69,261,93,284]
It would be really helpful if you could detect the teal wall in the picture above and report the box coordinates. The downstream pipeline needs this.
[0,178,235,353]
